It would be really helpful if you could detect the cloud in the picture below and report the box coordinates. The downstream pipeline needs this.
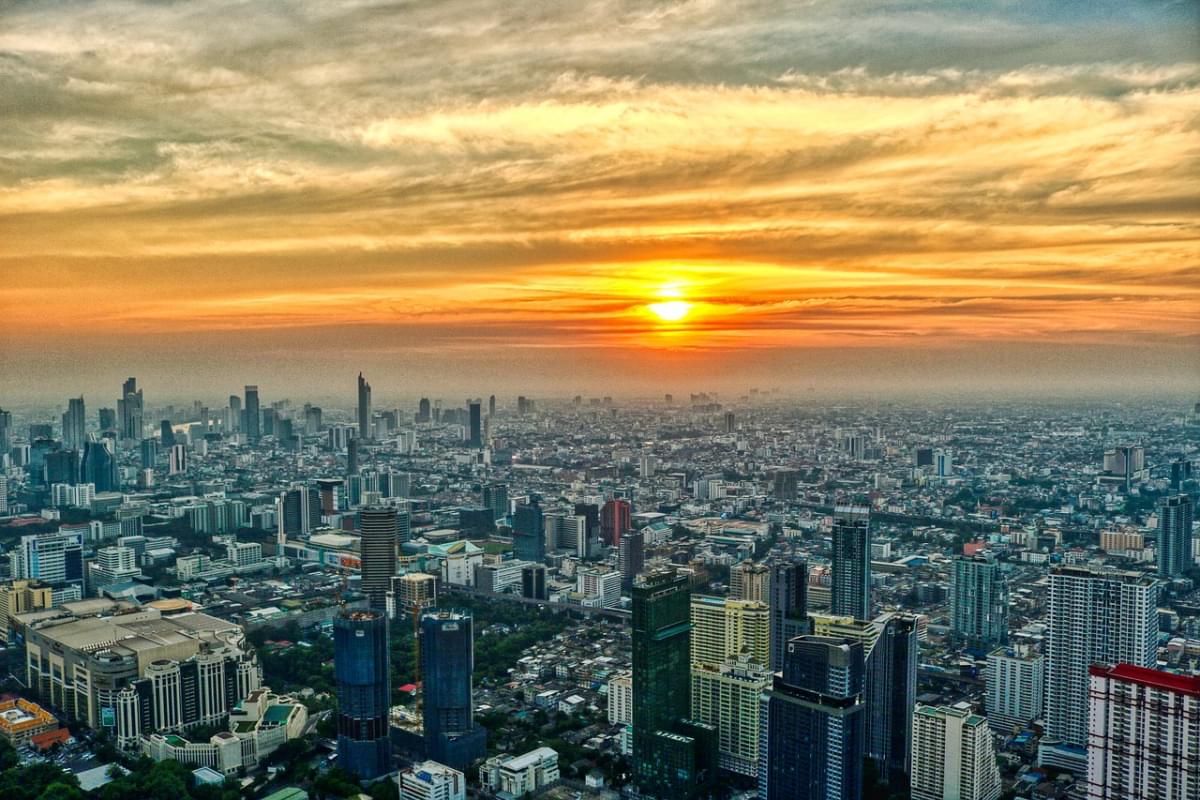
[0,0,1197,397]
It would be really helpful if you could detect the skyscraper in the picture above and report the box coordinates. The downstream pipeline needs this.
[227,394,241,434]
[512,498,544,564]
[689,596,771,777]
[985,646,1044,733]
[482,483,508,521]
[1086,663,1200,800]
[359,508,398,610]
[417,398,431,423]
[467,401,481,448]
[168,443,187,475]
[488,394,496,417]
[769,559,809,672]
[276,485,321,546]
[242,385,260,441]
[81,438,118,492]
[759,636,866,800]
[867,612,919,787]
[1045,566,1158,769]
[61,396,85,450]
[0,408,11,453]
[601,498,632,547]
[421,609,486,771]
[159,419,175,448]
[950,555,1009,648]
[911,703,1001,800]
[831,506,871,620]
[118,377,143,441]
[730,560,770,603]
[357,372,372,441]
[618,531,644,590]
[140,438,158,470]
[348,437,361,475]
[1157,494,1195,578]
[334,609,391,780]
[97,407,116,432]
[632,570,714,799]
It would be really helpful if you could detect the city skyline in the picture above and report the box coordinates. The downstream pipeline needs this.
[2,0,1198,401]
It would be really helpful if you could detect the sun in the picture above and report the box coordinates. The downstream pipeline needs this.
[648,300,691,321]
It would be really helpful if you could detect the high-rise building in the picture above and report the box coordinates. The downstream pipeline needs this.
[81,439,118,492]
[276,485,321,545]
[88,545,140,591]
[771,468,798,502]
[985,646,1044,733]
[618,531,644,590]
[417,398,431,424]
[691,652,770,777]
[160,419,176,448]
[769,559,809,672]
[44,449,80,486]
[689,596,770,668]
[422,610,486,771]
[357,372,372,441]
[521,565,547,600]
[168,443,187,475]
[831,506,871,620]
[730,560,770,603]
[1045,566,1158,766]
[242,385,260,441]
[226,394,241,434]
[140,438,158,470]
[632,570,714,798]
[9,530,84,589]
[0,408,11,453]
[1158,494,1195,578]
[487,395,496,417]
[950,555,1009,648]
[512,499,544,564]
[724,411,736,433]
[334,609,391,780]
[867,612,919,787]
[359,508,398,610]
[467,402,482,448]
[759,636,866,800]
[61,397,86,451]
[482,484,508,521]
[118,377,143,441]
[689,596,770,777]
[1086,663,1200,800]
[911,703,1001,800]
[601,498,631,547]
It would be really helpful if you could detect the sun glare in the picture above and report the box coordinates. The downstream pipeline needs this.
[648,300,691,322]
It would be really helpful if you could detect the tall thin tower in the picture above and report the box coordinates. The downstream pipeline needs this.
[357,372,372,441]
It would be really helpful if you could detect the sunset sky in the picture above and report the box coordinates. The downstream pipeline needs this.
[2,0,1198,402]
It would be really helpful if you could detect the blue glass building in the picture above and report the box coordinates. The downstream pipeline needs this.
[421,609,486,771]
[512,499,544,563]
[759,636,865,800]
[334,609,392,780]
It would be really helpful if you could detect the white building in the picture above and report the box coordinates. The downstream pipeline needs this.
[576,568,621,608]
[399,761,466,800]
[89,545,141,591]
[479,747,559,797]
[985,646,1044,733]
[1086,663,1200,800]
[911,703,1001,800]
[1044,567,1158,771]
[50,483,95,509]
[607,673,632,725]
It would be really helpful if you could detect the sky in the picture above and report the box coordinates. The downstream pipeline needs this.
[1,0,1198,403]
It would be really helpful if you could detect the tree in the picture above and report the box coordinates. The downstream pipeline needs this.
[35,783,83,800]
